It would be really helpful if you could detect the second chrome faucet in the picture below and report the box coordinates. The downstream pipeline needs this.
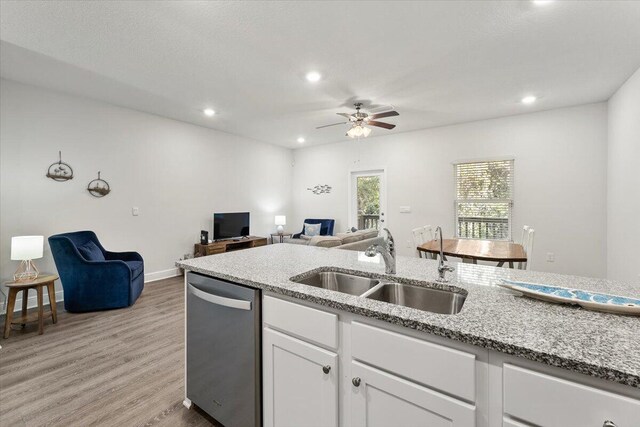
[434,226,455,282]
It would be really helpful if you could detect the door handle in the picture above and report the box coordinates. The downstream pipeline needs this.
[188,283,251,310]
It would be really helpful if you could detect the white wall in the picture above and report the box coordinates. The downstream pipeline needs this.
[607,67,640,283]
[292,103,608,278]
[0,79,293,302]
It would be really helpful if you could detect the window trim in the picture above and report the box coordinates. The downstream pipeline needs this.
[453,159,514,241]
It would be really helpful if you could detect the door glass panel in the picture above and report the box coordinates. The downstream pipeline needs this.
[357,175,381,230]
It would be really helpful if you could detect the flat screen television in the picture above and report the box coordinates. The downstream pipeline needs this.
[213,212,250,240]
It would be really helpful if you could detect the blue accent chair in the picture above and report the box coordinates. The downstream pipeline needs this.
[292,219,336,239]
[48,231,144,312]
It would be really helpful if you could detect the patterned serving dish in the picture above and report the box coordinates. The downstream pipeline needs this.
[498,280,640,316]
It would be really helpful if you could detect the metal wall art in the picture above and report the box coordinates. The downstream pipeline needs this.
[46,151,74,181]
[307,184,332,195]
[87,171,111,197]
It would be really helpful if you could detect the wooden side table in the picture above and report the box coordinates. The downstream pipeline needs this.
[3,274,59,339]
[270,232,292,244]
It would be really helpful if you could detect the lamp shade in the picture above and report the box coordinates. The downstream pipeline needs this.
[275,215,286,226]
[11,236,44,260]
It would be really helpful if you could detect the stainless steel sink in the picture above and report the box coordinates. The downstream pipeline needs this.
[293,271,380,296]
[292,270,466,315]
[363,283,466,315]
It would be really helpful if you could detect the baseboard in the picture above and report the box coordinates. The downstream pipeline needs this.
[144,267,182,283]
[1,268,183,313]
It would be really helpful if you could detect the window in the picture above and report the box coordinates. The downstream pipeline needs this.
[454,159,514,240]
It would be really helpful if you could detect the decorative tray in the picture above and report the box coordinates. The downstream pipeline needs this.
[498,280,640,316]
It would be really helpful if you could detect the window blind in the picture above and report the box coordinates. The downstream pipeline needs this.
[454,159,514,240]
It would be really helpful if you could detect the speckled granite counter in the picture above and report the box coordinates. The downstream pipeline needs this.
[176,244,640,388]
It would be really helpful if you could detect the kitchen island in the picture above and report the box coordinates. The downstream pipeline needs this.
[177,244,640,427]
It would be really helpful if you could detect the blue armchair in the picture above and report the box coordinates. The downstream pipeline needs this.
[48,231,144,312]
[292,219,336,239]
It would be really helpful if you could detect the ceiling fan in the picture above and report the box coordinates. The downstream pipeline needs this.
[316,103,399,138]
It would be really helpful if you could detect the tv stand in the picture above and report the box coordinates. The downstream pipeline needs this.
[194,236,267,257]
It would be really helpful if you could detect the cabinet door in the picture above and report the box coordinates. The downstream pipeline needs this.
[351,361,476,427]
[263,328,338,427]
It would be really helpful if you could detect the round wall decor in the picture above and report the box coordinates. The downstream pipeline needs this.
[46,151,74,181]
[87,171,111,197]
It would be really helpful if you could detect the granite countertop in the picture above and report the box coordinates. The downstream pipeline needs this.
[177,244,640,388]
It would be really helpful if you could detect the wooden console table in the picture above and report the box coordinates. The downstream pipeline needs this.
[194,236,268,257]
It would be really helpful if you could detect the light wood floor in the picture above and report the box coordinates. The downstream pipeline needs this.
[0,276,217,427]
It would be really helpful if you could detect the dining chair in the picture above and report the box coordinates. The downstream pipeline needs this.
[520,225,531,252]
[412,225,435,259]
[412,227,426,258]
[519,227,535,270]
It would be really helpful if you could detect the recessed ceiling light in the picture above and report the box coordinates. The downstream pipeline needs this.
[297,137,305,143]
[521,96,537,105]
[305,71,322,83]
[532,0,554,5]
[203,108,215,117]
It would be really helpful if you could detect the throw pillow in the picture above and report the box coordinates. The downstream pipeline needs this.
[77,241,105,261]
[304,222,322,237]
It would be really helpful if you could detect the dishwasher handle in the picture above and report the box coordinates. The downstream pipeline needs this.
[188,283,252,311]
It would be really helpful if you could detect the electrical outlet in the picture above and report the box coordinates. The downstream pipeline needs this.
[406,240,412,248]
[399,206,411,213]
[132,207,139,216]
[546,252,555,262]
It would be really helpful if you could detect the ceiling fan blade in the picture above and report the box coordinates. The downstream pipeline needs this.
[367,104,395,114]
[369,111,399,120]
[316,122,348,129]
[336,113,352,119]
[367,121,396,130]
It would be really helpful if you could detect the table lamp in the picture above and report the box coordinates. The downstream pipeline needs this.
[11,235,44,282]
[275,215,286,234]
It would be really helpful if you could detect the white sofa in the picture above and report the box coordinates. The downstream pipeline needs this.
[285,229,382,250]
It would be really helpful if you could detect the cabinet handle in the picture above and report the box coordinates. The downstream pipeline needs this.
[322,365,331,374]
[352,377,361,387]
[603,422,617,427]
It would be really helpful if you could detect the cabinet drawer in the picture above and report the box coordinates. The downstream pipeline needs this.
[503,364,640,427]
[263,296,338,349]
[351,322,476,402]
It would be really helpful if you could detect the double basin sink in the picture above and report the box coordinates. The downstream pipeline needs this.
[292,270,466,315]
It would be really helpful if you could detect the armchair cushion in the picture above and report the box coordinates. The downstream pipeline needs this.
[77,241,105,261]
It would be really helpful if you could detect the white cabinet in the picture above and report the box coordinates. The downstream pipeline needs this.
[503,364,640,427]
[263,294,640,427]
[350,361,476,427]
[263,328,339,427]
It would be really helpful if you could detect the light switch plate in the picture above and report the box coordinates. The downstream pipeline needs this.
[399,206,411,213]
[546,252,555,262]
[132,207,139,216]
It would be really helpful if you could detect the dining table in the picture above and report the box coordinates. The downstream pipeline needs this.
[417,238,527,268]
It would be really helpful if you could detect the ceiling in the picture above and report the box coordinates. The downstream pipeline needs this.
[1,1,640,148]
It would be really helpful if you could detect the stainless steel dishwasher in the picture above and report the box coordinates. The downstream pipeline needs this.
[186,272,261,427]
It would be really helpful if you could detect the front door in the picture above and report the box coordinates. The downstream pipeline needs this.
[350,170,386,231]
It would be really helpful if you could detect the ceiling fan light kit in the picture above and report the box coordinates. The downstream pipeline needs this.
[318,102,399,139]
[346,125,371,138]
